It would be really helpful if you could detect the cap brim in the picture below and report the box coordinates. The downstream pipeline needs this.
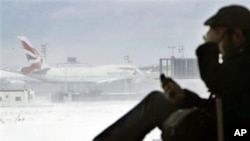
[204,15,216,26]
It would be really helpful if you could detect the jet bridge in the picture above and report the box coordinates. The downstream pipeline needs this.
[159,58,200,79]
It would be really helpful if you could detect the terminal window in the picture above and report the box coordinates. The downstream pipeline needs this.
[15,97,21,101]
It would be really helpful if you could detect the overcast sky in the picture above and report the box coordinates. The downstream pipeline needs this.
[1,0,249,69]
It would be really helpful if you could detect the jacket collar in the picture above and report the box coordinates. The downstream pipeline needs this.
[222,41,250,61]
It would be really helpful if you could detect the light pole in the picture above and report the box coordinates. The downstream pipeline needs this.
[41,44,47,62]
[124,55,133,64]
[168,46,176,58]
[179,45,184,58]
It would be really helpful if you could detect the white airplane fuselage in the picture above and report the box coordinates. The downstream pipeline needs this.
[0,70,37,82]
[28,65,137,83]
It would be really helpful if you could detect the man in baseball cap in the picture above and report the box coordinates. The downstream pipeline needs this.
[198,4,250,141]
[93,5,250,141]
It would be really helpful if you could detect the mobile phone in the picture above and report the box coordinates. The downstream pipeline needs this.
[160,74,166,83]
[160,74,172,84]
[160,74,175,97]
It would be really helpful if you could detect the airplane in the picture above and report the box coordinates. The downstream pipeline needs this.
[17,36,144,83]
[0,69,40,90]
[0,69,39,83]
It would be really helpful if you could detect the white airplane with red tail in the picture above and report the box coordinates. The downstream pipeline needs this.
[18,36,143,83]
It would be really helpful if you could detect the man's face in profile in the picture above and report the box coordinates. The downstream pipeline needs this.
[218,28,243,57]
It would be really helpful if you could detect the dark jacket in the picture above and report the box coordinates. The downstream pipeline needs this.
[196,42,250,126]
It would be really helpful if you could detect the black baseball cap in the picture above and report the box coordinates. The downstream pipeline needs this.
[204,5,250,29]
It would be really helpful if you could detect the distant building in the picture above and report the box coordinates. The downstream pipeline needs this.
[67,57,79,64]
[0,89,35,106]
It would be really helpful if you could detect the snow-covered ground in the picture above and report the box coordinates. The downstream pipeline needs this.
[0,79,209,141]
[0,101,162,141]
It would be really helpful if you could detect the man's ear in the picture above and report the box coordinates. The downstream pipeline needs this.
[233,28,246,44]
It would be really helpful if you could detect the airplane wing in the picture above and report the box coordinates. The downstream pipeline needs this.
[96,77,133,84]
[0,69,41,83]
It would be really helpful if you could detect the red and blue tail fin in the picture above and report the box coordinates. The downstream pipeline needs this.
[18,36,44,74]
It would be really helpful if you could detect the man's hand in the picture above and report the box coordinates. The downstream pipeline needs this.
[203,27,227,43]
[160,74,185,103]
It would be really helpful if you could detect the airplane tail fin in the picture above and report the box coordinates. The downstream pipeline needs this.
[17,36,49,75]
